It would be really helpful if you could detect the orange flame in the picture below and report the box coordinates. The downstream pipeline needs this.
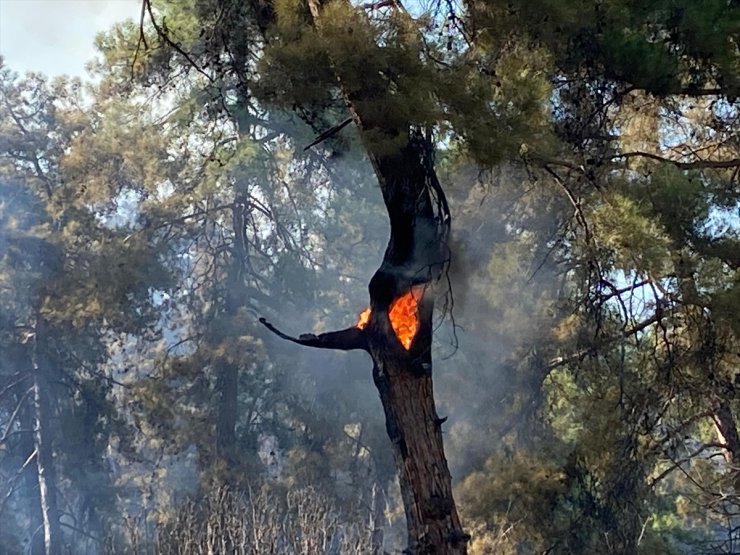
[357,307,371,329]
[355,287,423,350]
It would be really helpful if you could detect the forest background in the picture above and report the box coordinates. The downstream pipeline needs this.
[0,0,739,554]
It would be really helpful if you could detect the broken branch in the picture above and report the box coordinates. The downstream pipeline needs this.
[259,318,369,351]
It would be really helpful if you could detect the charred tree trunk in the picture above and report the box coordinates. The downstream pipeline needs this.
[363,142,464,554]
[145,10,467,548]
[31,317,62,555]
[249,0,467,550]
[261,132,466,554]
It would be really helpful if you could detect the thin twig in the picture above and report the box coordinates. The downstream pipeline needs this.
[131,0,149,78]
[142,0,214,83]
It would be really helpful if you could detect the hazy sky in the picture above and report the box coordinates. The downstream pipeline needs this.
[0,0,140,78]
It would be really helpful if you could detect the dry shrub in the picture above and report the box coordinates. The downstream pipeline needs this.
[154,485,382,555]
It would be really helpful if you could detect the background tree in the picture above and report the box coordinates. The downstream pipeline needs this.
[0,68,170,553]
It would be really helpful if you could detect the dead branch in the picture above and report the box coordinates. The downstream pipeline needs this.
[259,318,369,351]
[614,151,740,170]
[303,117,354,151]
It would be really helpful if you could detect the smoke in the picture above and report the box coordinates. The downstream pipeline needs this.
[434,163,565,481]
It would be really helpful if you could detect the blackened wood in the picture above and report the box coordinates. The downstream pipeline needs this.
[254,0,467,549]
[259,319,369,351]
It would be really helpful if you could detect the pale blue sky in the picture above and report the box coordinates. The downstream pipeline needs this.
[0,0,139,78]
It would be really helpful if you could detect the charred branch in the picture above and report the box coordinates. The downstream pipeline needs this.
[303,117,354,151]
[259,318,369,351]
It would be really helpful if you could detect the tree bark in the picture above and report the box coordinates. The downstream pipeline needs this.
[364,148,466,555]
[31,317,62,555]
[18,397,45,554]
[713,402,740,465]
[371,348,466,553]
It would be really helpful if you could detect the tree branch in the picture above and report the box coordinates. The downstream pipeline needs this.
[0,371,31,402]
[361,0,397,9]
[303,117,353,151]
[259,318,369,351]
[0,448,37,517]
[142,0,214,83]
[0,387,31,445]
[614,151,740,170]
[546,305,674,372]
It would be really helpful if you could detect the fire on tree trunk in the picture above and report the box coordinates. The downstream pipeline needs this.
[366,286,467,554]
[141,0,468,549]
[260,132,468,554]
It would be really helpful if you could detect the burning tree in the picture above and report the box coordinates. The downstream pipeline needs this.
[249,0,469,550]
[134,0,494,551]
[260,130,465,553]
[136,0,469,549]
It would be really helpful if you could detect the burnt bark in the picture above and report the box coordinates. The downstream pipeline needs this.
[262,137,466,554]
[262,0,466,547]
[364,145,465,555]
[261,130,464,555]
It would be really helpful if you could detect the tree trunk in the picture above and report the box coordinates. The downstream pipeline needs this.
[371,353,466,553]
[31,318,62,555]
[713,402,740,465]
[256,0,469,550]
[214,200,250,469]
[360,141,465,554]
[19,399,45,554]
[261,134,467,553]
